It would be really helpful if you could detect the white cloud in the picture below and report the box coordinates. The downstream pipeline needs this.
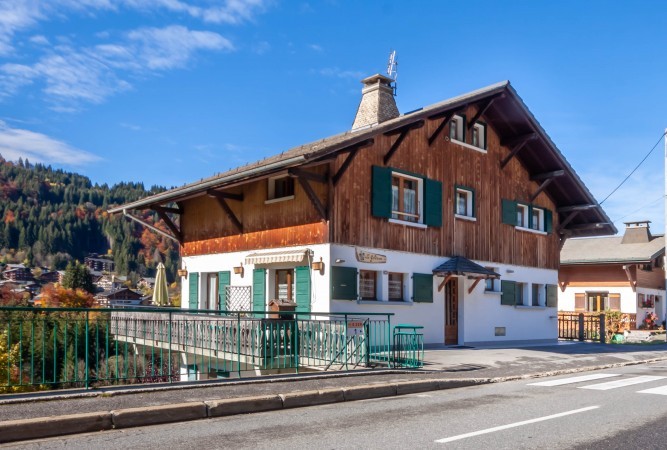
[308,44,323,52]
[0,120,101,165]
[29,34,49,45]
[319,67,364,80]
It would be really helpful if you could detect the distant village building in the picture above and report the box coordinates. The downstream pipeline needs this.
[559,221,666,325]
[39,270,61,284]
[96,288,148,308]
[138,277,156,290]
[2,264,32,282]
[84,254,115,273]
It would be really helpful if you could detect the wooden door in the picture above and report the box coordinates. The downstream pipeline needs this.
[445,279,458,345]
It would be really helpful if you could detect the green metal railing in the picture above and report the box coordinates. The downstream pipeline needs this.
[1,307,421,392]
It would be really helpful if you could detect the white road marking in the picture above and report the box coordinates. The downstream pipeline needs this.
[528,373,620,387]
[637,385,667,396]
[434,406,599,444]
[578,375,666,390]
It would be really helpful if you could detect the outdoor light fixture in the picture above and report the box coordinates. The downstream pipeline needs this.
[311,257,325,274]
[335,258,345,264]
[177,269,188,278]
[233,263,244,277]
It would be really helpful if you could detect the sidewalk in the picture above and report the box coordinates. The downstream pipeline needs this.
[2,341,666,442]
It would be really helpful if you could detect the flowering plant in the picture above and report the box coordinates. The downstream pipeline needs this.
[644,312,659,330]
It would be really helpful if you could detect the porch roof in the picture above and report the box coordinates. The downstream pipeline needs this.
[433,256,500,278]
[245,249,310,265]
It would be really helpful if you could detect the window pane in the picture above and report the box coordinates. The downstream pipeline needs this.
[388,272,403,300]
[450,120,457,139]
[391,180,399,219]
[456,191,467,215]
[359,270,377,300]
[472,128,479,147]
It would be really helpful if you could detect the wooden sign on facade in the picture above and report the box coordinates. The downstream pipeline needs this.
[355,248,387,263]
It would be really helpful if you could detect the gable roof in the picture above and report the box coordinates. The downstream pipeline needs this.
[561,234,665,265]
[109,81,615,237]
[433,256,500,278]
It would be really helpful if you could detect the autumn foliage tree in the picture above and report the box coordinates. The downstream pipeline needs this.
[41,284,95,308]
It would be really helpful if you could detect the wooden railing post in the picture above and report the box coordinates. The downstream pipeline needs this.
[599,313,606,343]
[578,313,585,341]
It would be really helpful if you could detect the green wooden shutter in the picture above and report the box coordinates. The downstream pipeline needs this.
[501,199,517,225]
[218,271,230,311]
[544,209,553,234]
[461,114,467,143]
[423,178,443,227]
[188,272,199,310]
[295,266,311,313]
[501,280,516,306]
[331,266,357,300]
[252,269,266,314]
[412,273,433,303]
[546,284,558,307]
[371,165,392,218]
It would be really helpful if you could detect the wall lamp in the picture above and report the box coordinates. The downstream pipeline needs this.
[311,257,325,274]
[177,269,188,278]
[334,258,345,264]
[233,263,244,277]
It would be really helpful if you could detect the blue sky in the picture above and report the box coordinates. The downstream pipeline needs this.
[0,0,665,233]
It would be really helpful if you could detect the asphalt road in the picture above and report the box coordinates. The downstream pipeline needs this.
[8,362,667,449]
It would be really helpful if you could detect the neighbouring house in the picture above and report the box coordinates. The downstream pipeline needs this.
[84,254,115,273]
[111,74,614,346]
[2,264,32,282]
[559,220,666,327]
[94,273,125,291]
[138,277,156,290]
[38,270,61,284]
[96,288,148,308]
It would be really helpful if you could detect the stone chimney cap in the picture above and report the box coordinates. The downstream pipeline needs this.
[624,220,651,227]
[361,74,395,86]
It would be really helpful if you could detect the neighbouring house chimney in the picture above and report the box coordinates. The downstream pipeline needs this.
[351,74,399,130]
[621,220,652,244]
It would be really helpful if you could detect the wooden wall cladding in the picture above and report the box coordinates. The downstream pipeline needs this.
[559,264,629,285]
[331,104,561,269]
[636,265,666,290]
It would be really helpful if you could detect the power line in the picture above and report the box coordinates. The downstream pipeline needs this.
[599,130,667,205]
[612,195,665,224]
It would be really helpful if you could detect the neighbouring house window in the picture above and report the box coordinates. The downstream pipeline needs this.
[359,270,377,300]
[516,203,529,228]
[586,292,608,312]
[449,115,465,142]
[485,267,499,291]
[267,176,295,201]
[472,122,486,150]
[574,293,585,311]
[388,272,404,301]
[532,207,544,231]
[455,187,475,218]
[275,269,294,302]
[392,173,421,223]
[609,293,621,311]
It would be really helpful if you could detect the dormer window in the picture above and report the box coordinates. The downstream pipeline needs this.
[471,122,486,150]
[449,115,465,142]
[266,176,295,203]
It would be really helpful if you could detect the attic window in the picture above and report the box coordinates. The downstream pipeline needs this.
[449,115,465,142]
[266,176,295,203]
[471,122,486,150]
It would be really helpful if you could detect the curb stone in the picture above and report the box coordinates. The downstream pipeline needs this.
[112,402,207,429]
[279,388,345,408]
[0,411,112,443]
[206,395,283,417]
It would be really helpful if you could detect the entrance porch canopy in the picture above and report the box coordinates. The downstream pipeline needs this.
[433,256,500,294]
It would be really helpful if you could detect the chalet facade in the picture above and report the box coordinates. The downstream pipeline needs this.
[84,254,115,273]
[111,75,614,346]
[559,221,665,325]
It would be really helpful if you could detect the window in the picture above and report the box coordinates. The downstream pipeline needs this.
[516,204,529,228]
[206,273,218,310]
[267,176,295,202]
[359,270,377,300]
[586,292,608,312]
[532,283,544,306]
[485,267,499,292]
[392,173,421,223]
[275,269,294,302]
[449,115,465,142]
[516,282,526,305]
[532,208,544,231]
[388,272,404,301]
[455,187,475,218]
[472,122,486,150]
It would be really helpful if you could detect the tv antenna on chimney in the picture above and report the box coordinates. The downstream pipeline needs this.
[386,50,398,95]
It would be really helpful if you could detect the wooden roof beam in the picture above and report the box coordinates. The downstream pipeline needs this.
[467,94,504,129]
[152,205,181,215]
[332,139,374,186]
[530,170,565,181]
[122,210,181,244]
[208,190,243,233]
[557,210,581,232]
[557,204,597,213]
[153,206,183,243]
[529,178,554,202]
[383,121,424,165]
[565,222,612,231]
[288,168,327,184]
[206,190,244,202]
[296,176,327,221]
[500,133,537,169]
[623,265,637,293]
[427,112,453,147]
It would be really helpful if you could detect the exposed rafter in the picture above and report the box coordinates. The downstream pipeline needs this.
[153,206,183,243]
[208,190,243,233]
[296,176,327,221]
[288,168,327,184]
[467,278,483,294]
[529,178,554,202]
[500,133,537,169]
[383,121,424,165]
[427,112,453,146]
[206,190,244,202]
[557,210,581,232]
[623,265,637,292]
[557,204,597,213]
[437,275,456,292]
[467,94,504,129]
[530,170,565,181]
[122,210,181,244]
[332,139,374,186]
[154,206,181,214]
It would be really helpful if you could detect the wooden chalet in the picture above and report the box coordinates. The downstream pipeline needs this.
[111,74,614,345]
[559,220,665,327]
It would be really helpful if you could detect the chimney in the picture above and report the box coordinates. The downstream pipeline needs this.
[621,220,652,244]
[351,74,399,130]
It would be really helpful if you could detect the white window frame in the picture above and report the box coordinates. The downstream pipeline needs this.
[390,172,424,226]
[455,187,475,219]
[531,283,545,307]
[516,282,526,306]
[387,272,406,302]
[472,122,486,150]
[531,207,545,232]
[359,269,378,301]
[266,175,295,204]
[484,267,500,293]
[449,115,465,142]
[516,203,529,228]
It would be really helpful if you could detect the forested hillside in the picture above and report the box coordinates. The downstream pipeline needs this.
[0,155,179,283]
